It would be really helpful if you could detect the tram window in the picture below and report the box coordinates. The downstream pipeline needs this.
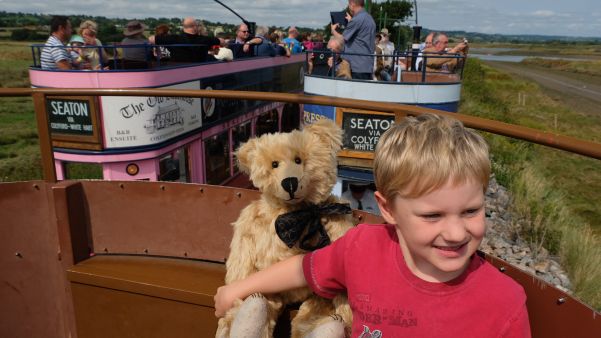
[205,132,230,185]
[232,122,252,174]
[281,103,300,132]
[256,109,279,137]
[64,162,103,180]
[159,147,190,182]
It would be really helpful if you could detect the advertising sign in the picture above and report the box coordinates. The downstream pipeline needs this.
[101,82,202,149]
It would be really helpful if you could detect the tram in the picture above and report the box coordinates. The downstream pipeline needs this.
[301,49,466,200]
[29,48,305,186]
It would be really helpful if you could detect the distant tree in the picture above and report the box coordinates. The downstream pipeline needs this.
[10,28,44,41]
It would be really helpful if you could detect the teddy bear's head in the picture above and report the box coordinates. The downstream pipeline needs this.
[236,118,342,206]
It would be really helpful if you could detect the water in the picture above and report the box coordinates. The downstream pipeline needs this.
[469,48,592,63]
[469,54,527,62]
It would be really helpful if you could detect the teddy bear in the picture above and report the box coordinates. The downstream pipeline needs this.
[215,118,354,338]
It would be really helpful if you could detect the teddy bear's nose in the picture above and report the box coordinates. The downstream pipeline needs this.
[281,177,299,198]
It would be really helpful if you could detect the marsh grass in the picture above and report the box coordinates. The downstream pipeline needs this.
[461,58,601,310]
[522,57,601,77]
[0,41,40,181]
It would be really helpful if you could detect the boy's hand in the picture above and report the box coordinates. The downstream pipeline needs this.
[214,284,238,318]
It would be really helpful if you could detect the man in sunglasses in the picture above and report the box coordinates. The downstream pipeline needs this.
[229,23,253,58]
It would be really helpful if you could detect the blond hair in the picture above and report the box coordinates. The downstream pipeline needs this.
[374,113,490,201]
[78,20,98,35]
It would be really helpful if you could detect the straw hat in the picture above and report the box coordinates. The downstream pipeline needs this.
[123,20,146,37]
[380,28,389,35]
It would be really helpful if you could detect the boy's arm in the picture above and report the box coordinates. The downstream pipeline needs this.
[214,254,306,318]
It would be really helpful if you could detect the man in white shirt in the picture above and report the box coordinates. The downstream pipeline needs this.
[341,182,380,215]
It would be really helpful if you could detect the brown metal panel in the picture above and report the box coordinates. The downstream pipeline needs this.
[483,253,601,338]
[53,181,92,265]
[70,282,218,338]
[80,181,260,262]
[0,181,74,338]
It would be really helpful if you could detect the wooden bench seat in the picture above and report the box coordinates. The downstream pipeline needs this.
[67,254,224,338]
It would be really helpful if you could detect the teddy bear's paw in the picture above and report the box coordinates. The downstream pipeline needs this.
[230,295,269,338]
[305,318,345,338]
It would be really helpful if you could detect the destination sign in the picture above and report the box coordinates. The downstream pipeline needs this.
[47,98,94,136]
[341,111,395,152]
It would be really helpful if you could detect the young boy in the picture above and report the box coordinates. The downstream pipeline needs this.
[214,113,531,337]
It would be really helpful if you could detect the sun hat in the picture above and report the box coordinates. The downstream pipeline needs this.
[70,35,85,44]
[123,20,146,37]
[380,28,389,35]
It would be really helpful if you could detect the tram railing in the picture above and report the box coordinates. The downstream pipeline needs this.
[1,87,600,184]
[304,49,466,82]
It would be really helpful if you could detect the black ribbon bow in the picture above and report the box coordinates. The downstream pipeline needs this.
[275,202,352,251]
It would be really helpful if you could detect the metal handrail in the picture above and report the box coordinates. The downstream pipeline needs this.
[1,87,600,183]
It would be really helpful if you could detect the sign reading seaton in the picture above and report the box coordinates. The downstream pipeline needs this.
[101,82,202,149]
[47,98,94,136]
[341,111,395,152]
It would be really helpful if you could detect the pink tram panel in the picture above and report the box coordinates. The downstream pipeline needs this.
[29,55,306,186]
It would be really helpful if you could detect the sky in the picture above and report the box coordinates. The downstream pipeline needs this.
[2,0,600,38]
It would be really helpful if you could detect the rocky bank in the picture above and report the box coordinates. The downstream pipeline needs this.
[482,176,573,293]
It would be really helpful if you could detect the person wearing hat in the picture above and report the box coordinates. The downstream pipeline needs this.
[68,35,88,69]
[121,20,150,65]
[149,17,222,63]
[341,181,380,215]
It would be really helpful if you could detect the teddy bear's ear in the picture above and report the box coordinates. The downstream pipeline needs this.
[234,138,257,175]
[304,118,343,151]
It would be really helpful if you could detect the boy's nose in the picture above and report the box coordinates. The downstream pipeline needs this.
[441,217,468,242]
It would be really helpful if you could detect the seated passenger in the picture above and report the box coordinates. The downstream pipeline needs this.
[79,20,109,70]
[121,20,150,66]
[154,24,172,61]
[245,26,275,57]
[415,32,434,71]
[270,31,290,57]
[41,15,73,70]
[149,17,222,63]
[228,23,253,59]
[374,33,390,81]
[68,35,88,69]
[283,26,302,54]
[326,36,351,79]
[422,32,468,73]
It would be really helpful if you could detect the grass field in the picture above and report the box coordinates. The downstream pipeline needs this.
[522,57,601,77]
[0,41,42,181]
[471,42,601,59]
[460,58,601,310]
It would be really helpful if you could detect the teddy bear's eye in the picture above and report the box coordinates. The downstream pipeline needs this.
[294,157,302,164]
[272,161,279,168]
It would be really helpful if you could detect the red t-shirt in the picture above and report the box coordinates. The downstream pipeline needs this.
[302,224,531,337]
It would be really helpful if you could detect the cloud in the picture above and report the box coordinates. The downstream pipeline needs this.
[532,10,555,17]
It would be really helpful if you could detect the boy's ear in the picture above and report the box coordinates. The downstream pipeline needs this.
[374,191,397,225]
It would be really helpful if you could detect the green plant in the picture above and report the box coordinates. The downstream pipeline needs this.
[460,58,601,310]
